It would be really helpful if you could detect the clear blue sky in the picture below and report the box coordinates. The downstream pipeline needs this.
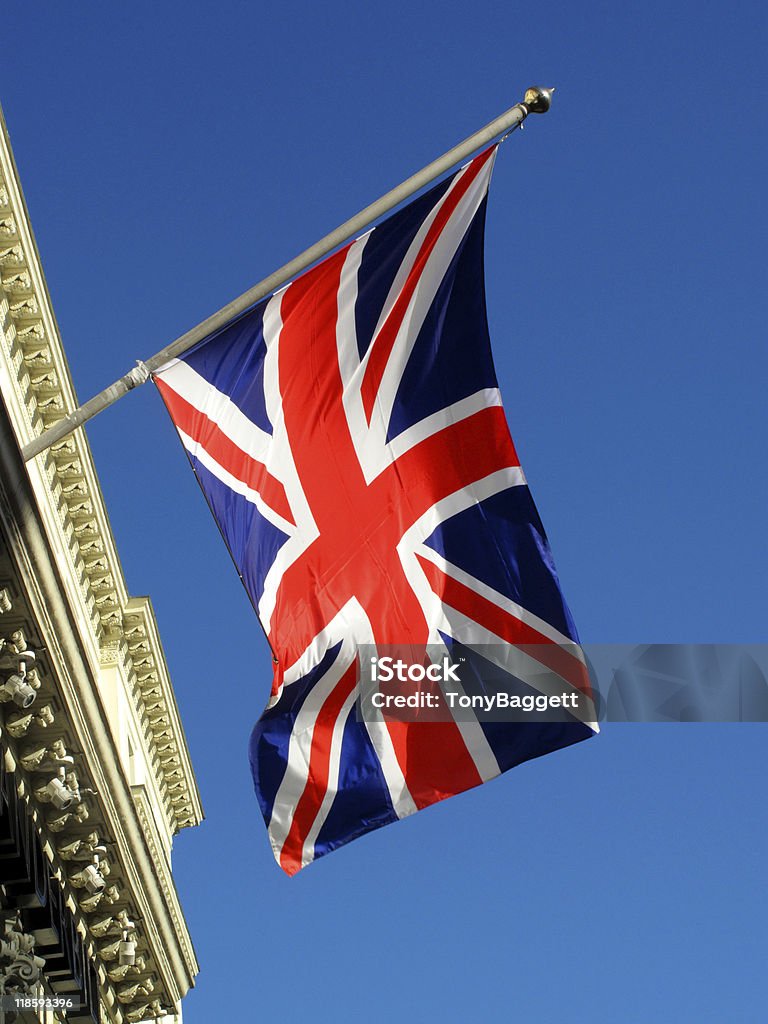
[3,2,767,1020]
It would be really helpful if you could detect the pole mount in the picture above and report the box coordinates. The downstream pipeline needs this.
[523,86,555,114]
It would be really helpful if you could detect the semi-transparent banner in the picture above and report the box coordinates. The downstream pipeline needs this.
[355,645,768,724]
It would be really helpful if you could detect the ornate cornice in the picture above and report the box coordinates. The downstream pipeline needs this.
[0,112,201,837]
[0,576,194,1022]
[0,106,201,1021]
[131,787,197,975]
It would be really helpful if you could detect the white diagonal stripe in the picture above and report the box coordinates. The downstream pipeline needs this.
[268,646,353,858]
[301,682,359,868]
[258,292,320,630]
[415,545,587,656]
[336,157,498,482]
[176,427,295,536]
[362,155,497,457]
[157,358,277,472]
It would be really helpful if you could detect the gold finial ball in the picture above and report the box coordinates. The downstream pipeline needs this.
[523,86,555,113]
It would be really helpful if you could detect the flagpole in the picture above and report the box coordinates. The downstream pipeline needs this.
[22,87,554,463]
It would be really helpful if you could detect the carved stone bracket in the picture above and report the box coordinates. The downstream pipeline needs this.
[124,1000,165,1023]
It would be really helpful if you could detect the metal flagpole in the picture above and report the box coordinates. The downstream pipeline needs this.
[21,86,554,462]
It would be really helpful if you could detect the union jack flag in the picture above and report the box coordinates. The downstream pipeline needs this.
[155,146,596,875]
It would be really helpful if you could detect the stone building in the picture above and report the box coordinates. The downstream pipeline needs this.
[0,107,202,1022]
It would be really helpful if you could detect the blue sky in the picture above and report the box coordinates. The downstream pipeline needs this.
[3,1,767,1020]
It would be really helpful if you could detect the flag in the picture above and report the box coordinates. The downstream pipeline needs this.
[154,146,596,875]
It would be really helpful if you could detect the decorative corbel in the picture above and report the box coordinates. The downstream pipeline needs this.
[4,703,55,738]
[47,801,90,832]
[56,830,102,862]
[107,954,146,983]
[78,882,120,915]
[117,977,154,1004]
[125,1000,165,1023]
[20,737,72,772]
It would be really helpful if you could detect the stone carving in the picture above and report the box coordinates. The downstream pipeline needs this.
[61,480,88,500]
[78,882,119,914]
[125,1000,164,1023]
[0,269,31,291]
[0,913,42,966]
[114,909,133,931]
[96,909,140,971]
[47,800,89,832]
[78,541,103,559]
[50,435,77,456]
[20,737,72,772]
[16,321,45,341]
[0,244,23,266]
[57,830,102,861]
[21,344,51,368]
[4,704,55,737]
[97,936,122,960]
[107,954,146,982]
[72,518,97,537]
[65,499,94,517]
[30,369,58,390]
[100,610,122,629]
[89,573,114,592]
[117,977,154,1003]
[8,296,37,317]
[37,394,64,414]
[89,916,115,939]
[0,912,46,1014]
[0,589,11,614]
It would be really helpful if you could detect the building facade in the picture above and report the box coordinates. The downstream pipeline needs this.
[0,109,202,1022]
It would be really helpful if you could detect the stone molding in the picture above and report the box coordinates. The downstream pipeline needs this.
[0,113,201,838]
